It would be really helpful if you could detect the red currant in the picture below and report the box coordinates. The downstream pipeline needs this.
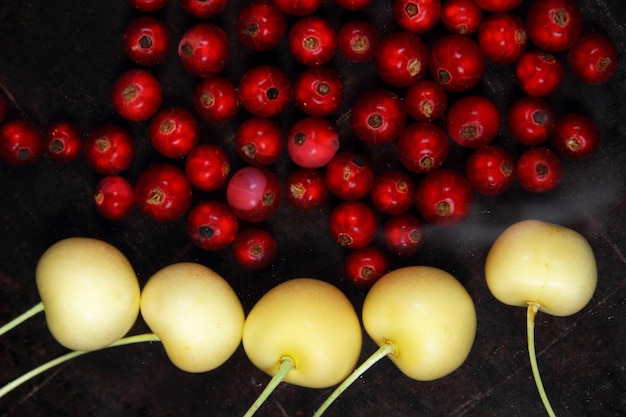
[192,77,239,124]
[94,175,135,221]
[526,0,583,52]
[0,119,44,167]
[111,68,162,122]
[187,201,239,251]
[515,50,564,97]
[178,23,230,78]
[337,21,379,62]
[288,16,337,67]
[238,65,291,117]
[477,13,527,64]
[344,246,389,288]
[180,0,228,18]
[134,163,193,222]
[122,16,169,66]
[287,117,339,168]
[445,95,500,148]
[237,0,287,52]
[127,0,168,13]
[232,228,277,270]
[235,117,284,166]
[375,31,429,87]
[285,168,328,210]
[351,89,407,145]
[383,213,424,257]
[149,107,199,158]
[294,67,343,117]
[430,34,485,92]
[226,166,282,222]
[465,145,515,195]
[44,121,82,163]
[397,122,450,174]
[393,0,442,34]
[272,0,324,16]
[473,0,522,13]
[416,168,473,225]
[441,0,483,35]
[185,144,231,192]
[403,79,448,122]
[329,201,378,249]
[516,147,563,193]
[552,113,600,159]
[567,33,618,85]
[370,170,415,215]
[325,151,375,201]
[506,96,556,145]
[84,124,134,175]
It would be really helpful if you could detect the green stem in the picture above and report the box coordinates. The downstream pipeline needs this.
[527,302,556,417]
[243,356,295,417]
[0,332,160,399]
[0,302,44,337]
[312,341,395,417]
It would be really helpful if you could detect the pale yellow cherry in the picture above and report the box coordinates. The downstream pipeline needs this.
[140,262,244,373]
[36,237,141,351]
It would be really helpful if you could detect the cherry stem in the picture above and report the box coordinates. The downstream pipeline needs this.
[0,301,44,337]
[243,356,295,417]
[0,332,160,399]
[527,302,557,417]
[312,341,395,417]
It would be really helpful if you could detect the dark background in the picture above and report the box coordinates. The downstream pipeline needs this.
[0,0,624,416]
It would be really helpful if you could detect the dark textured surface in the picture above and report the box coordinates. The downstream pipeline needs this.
[0,1,625,416]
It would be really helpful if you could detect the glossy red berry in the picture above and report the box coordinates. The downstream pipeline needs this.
[552,113,600,159]
[178,23,229,78]
[375,31,429,87]
[416,168,473,225]
[383,213,424,257]
[370,170,415,215]
[235,117,284,166]
[516,147,563,193]
[149,107,199,158]
[44,121,82,163]
[506,96,556,145]
[334,0,372,10]
[325,151,375,201]
[127,0,168,13]
[192,77,239,123]
[84,125,134,175]
[287,117,339,168]
[226,166,282,222]
[397,122,450,174]
[187,201,239,251]
[271,0,324,16]
[135,163,193,222]
[237,0,287,52]
[441,0,483,35]
[337,21,379,62]
[393,0,441,34]
[567,33,618,85]
[465,145,515,195]
[477,13,527,64]
[294,67,343,117]
[526,0,583,52]
[180,0,228,18]
[288,16,337,67]
[232,228,277,270]
[430,34,485,92]
[185,144,231,192]
[111,68,162,122]
[515,50,564,97]
[122,16,169,66]
[404,79,448,122]
[344,246,389,288]
[329,201,378,249]
[0,119,44,166]
[238,65,291,117]
[445,95,500,148]
[285,168,328,210]
[94,175,135,221]
[351,89,407,145]
[473,0,522,13]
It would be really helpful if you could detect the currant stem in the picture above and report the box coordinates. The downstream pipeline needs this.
[0,332,160,399]
[243,356,295,417]
[527,302,557,417]
[312,341,395,417]
[0,301,44,337]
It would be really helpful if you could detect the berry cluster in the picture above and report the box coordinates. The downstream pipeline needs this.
[0,0,617,286]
